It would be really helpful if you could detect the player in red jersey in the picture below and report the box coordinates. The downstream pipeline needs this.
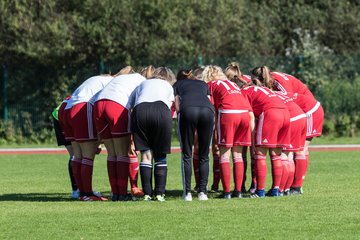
[236,68,291,198]
[273,92,307,196]
[251,66,324,194]
[92,66,148,201]
[224,62,256,193]
[203,65,254,199]
[291,92,324,194]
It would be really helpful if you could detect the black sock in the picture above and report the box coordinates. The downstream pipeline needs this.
[140,163,153,196]
[154,162,167,195]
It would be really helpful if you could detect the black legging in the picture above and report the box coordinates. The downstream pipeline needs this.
[178,106,214,194]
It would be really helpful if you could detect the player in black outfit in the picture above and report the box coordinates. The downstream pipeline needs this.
[52,104,78,198]
[174,70,215,201]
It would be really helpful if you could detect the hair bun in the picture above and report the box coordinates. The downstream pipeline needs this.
[229,62,238,67]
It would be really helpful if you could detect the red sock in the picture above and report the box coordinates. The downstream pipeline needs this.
[220,155,231,193]
[279,159,289,192]
[107,156,118,195]
[128,155,139,189]
[233,156,244,192]
[212,153,221,189]
[71,158,83,192]
[193,153,200,187]
[292,154,307,188]
[81,158,94,195]
[116,156,129,195]
[305,153,309,177]
[242,155,247,189]
[255,154,267,190]
[285,159,295,190]
[270,154,282,189]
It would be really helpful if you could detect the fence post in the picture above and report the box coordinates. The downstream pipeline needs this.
[197,55,203,66]
[99,59,105,74]
[2,64,8,123]
[296,54,304,75]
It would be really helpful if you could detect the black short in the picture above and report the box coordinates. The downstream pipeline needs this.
[53,117,71,146]
[131,101,172,154]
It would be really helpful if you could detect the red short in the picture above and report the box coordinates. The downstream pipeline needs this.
[93,99,130,139]
[63,102,97,142]
[284,116,306,152]
[58,101,73,140]
[255,108,290,148]
[216,110,251,147]
[306,102,324,138]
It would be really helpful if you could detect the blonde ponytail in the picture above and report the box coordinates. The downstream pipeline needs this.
[140,65,156,78]
[114,66,135,77]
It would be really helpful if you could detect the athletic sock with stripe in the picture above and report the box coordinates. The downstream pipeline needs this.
[270,154,282,189]
[68,157,77,191]
[233,156,244,192]
[128,155,139,189]
[154,160,167,195]
[140,162,153,196]
[107,156,118,195]
[220,155,231,193]
[81,157,94,196]
[255,154,267,191]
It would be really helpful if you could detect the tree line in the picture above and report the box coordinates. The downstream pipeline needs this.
[0,0,360,143]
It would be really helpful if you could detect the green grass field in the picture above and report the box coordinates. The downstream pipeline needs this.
[1,135,360,148]
[0,151,359,239]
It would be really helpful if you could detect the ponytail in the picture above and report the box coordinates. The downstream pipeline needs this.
[114,66,135,77]
[250,66,274,89]
[176,69,194,81]
[225,62,243,80]
[140,65,156,78]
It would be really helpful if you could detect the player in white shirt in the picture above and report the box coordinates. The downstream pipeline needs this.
[59,74,113,201]
[91,67,149,201]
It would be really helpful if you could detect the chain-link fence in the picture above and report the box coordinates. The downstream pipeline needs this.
[1,55,360,143]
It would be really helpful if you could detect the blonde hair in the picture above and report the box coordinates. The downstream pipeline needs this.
[140,65,155,78]
[202,65,227,83]
[250,66,274,89]
[152,67,176,85]
[114,66,135,77]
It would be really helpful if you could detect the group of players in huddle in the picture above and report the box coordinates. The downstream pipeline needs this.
[53,62,323,202]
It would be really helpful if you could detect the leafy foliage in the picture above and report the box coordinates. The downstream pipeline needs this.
[0,0,360,142]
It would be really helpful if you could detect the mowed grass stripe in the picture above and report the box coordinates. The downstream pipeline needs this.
[0,152,359,239]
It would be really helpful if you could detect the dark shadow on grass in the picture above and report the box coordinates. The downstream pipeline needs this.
[0,191,111,202]
[164,189,183,198]
[0,193,77,202]
[1,190,221,202]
